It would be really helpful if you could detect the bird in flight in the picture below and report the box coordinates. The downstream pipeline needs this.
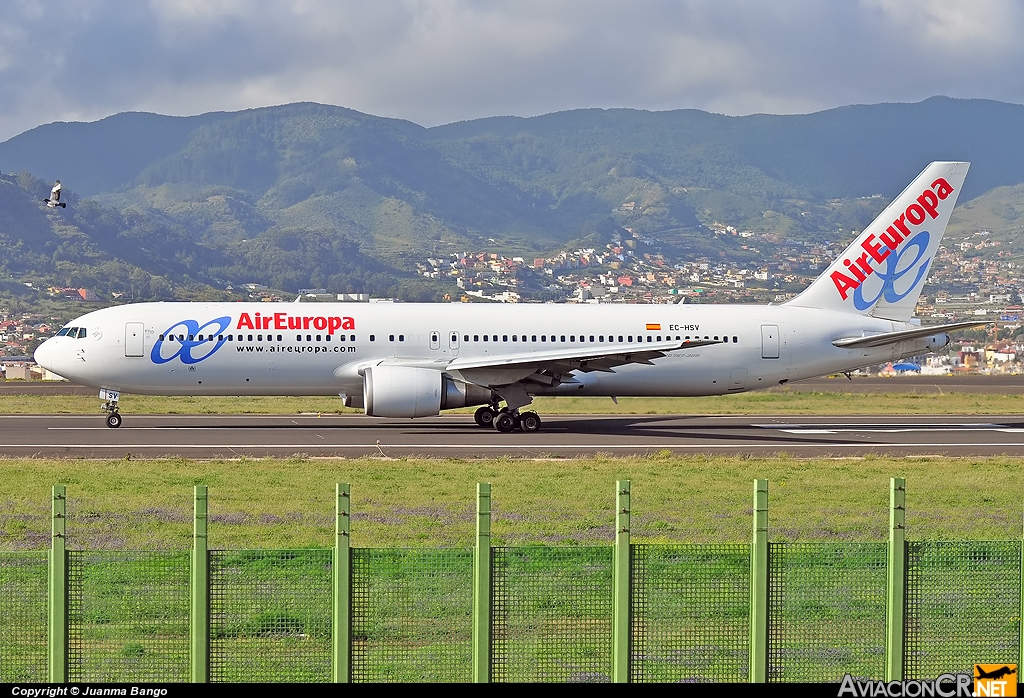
[44,180,66,208]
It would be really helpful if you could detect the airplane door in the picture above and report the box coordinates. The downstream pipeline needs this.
[125,322,145,357]
[729,368,747,390]
[430,331,440,350]
[449,331,460,356]
[761,325,780,359]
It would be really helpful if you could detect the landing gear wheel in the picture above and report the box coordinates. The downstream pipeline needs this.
[519,411,541,433]
[494,411,517,433]
[474,406,496,428]
[105,412,122,429]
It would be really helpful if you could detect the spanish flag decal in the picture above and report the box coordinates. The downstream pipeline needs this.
[646,323,661,331]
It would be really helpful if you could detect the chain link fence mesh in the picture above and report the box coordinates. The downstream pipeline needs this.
[209,549,332,683]
[905,541,1021,678]
[66,551,190,683]
[0,551,48,682]
[767,542,887,682]
[351,548,473,682]
[630,544,750,683]
[491,546,613,683]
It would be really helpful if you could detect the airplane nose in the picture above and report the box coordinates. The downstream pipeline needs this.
[34,338,55,370]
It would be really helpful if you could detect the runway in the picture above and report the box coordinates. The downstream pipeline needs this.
[6,413,1024,458]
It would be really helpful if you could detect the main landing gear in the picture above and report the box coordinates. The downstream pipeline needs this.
[474,405,542,433]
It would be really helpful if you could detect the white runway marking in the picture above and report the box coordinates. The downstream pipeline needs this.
[758,423,1007,433]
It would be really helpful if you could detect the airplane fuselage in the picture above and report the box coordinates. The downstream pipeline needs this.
[35,300,938,400]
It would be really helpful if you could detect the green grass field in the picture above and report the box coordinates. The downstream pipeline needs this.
[3,390,1024,415]
[0,454,1021,549]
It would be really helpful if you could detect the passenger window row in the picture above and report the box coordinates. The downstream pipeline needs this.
[451,334,739,344]
[149,331,742,345]
[158,334,358,342]
[357,333,741,344]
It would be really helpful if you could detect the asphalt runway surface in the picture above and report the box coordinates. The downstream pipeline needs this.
[4,374,1024,396]
[4,376,1024,458]
[6,412,1024,458]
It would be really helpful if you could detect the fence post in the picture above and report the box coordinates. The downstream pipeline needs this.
[886,477,907,681]
[749,479,768,683]
[612,479,631,683]
[334,483,351,683]
[191,485,209,683]
[473,482,492,683]
[48,485,67,683]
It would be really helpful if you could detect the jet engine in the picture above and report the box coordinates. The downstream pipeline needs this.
[363,366,491,418]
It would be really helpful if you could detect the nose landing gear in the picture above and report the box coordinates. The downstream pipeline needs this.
[100,389,122,428]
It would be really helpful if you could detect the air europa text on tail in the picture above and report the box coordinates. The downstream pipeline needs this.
[831,177,955,301]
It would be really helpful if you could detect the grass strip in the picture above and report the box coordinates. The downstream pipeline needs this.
[0,454,1020,549]
[3,391,1024,415]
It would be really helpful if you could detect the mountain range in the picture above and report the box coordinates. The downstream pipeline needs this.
[1,96,1023,302]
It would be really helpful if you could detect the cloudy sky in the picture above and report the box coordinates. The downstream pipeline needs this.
[1,0,1022,142]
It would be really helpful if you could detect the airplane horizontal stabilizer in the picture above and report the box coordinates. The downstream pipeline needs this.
[831,320,987,349]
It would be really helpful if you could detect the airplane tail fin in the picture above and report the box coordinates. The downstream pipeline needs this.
[784,161,969,321]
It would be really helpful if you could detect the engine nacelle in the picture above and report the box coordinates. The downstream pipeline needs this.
[924,333,951,351]
[363,366,491,418]
[893,333,951,361]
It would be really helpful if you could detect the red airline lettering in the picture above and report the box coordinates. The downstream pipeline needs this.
[237,312,355,332]
[861,234,890,264]
[830,177,955,301]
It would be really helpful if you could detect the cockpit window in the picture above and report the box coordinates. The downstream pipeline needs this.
[57,327,87,338]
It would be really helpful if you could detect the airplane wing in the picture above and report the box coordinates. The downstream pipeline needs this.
[437,337,724,394]
[832,320,987,349]
[448,337,721,373]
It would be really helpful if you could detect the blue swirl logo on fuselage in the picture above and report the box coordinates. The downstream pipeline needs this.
[852,230,931,311]
[151,317,231,365]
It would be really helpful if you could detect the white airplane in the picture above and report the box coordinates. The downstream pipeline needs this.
[35,161,982,432]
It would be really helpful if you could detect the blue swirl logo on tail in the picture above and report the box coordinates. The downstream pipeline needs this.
[853,231,931,311]
[151,317,231,365]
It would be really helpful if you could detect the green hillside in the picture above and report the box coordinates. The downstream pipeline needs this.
[2,97,1024,301]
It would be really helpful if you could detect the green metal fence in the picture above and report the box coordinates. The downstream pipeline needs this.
[209,549,333,682]
[351,548,473,682]
[904,541,1022,679]
[630,544,750,683]
[0,551,48,682]
[492,546,613,682]
[767,543,887,682]
[67,551,190,683]
[2,479,1024,683]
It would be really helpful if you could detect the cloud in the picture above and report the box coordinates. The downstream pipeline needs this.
[0,0,1023,142]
